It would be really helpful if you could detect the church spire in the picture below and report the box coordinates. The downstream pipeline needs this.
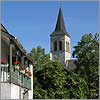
[52,7,70,37]
[55,7,66,33]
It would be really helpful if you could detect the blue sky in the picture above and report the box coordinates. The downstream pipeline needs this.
[1,1,98,55]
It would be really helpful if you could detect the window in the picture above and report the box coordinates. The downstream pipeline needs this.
[68,42,69,52]
[54,41,57,51]
[66,42,69,52]
[59,41,62,50]
[66,42,68,52]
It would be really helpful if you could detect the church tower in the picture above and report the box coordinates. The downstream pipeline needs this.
[50,8,71,64]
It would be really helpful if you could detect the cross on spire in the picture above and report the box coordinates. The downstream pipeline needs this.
[59,1,62,8]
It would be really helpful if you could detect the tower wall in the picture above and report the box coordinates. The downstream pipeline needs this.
[50,35,65,53]
[64,35,71,61]
[50,35,71,64]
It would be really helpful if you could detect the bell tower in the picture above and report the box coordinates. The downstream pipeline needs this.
[50,8,71,64]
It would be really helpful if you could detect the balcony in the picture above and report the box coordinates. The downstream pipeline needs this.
[10,66,31,90]
[23,77,31,89]
[1,65,31,90]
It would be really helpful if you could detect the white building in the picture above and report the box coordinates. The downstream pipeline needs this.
[0,24,33,99]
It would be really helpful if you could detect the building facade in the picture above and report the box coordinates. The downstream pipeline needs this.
[0,24,33,99]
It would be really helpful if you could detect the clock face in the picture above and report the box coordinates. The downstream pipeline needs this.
[54,54,58,59]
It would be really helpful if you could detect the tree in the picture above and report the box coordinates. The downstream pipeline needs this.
[30,33,99,99]
[28,45,50,71]
[72,33,99,99]
[33,60,67,99]
[64,71,89,99]
[30,46,90,99]
[28,45,46,62]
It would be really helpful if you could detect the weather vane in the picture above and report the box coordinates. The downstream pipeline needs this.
[59,0,62,8]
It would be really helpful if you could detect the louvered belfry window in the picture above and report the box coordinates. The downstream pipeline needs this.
[66,42,69,52]
[59,41,62,50]
[54,41,57,51]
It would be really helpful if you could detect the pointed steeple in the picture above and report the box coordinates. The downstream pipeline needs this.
[51,8,70,37]
[55,8,66,32]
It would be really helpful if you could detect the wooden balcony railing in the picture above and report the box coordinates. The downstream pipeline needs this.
[10,66,31,90]
[0,64,31,89]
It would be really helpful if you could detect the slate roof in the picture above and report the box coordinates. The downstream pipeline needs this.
[51,8,70,37]
[65,60,77,71]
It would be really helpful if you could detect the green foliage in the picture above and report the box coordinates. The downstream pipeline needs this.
[72,33,99,99]
[34,60,67,98]
[31,33,99,99]
[29,45,50,71]
[65,71,89,99]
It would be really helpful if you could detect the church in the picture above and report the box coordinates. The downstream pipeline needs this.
[50,8,76,71]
